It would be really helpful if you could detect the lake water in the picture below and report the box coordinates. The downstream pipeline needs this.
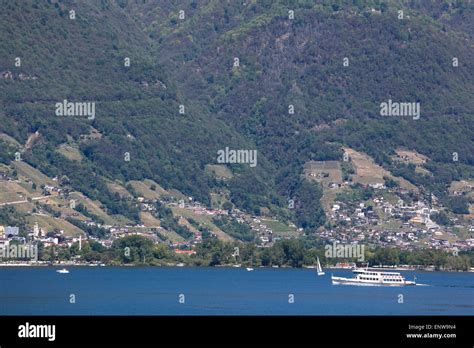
[0,267,472,315]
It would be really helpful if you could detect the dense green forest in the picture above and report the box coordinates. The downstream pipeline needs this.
[1,0,473,231]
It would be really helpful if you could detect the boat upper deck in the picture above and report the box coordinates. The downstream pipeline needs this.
[353,269,402,277]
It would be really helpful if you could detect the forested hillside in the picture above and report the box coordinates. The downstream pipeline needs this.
[1,0,473,231]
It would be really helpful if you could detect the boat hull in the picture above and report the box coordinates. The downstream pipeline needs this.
[332,276,415,286]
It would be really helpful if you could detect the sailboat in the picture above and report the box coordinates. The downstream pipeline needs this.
[316,257,325,276]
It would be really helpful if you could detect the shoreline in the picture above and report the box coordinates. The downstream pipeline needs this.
[0,263,472,272]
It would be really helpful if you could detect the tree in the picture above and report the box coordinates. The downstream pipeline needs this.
[383,176,398,188]
[112,235,154,264]
[222,201,233,212]
[430,211,451,226]
[447,196,469,214]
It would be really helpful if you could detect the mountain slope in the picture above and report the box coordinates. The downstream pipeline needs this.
[1,0,473,233]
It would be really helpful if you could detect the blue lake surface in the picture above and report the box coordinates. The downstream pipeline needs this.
[0,267,472,315]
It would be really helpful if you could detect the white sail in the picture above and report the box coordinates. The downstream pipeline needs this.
[316,257,325,276]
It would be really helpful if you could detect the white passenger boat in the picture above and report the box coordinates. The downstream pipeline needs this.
[332,268,415,286]
[56,268,69,274]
